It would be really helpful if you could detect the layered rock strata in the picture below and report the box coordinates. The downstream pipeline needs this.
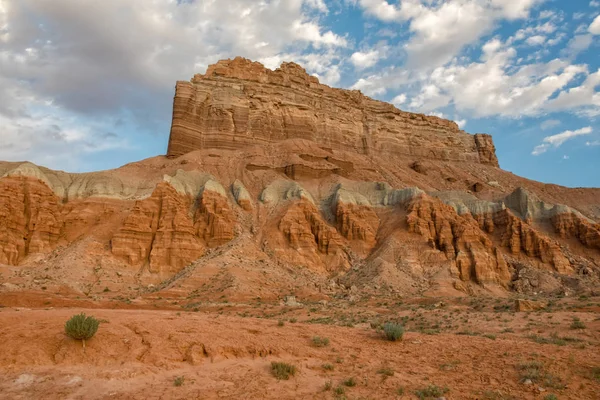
[167,57,499,167]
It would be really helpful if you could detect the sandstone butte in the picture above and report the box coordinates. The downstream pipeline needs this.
[1,56,599,300]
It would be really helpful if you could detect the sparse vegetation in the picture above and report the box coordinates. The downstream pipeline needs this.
[543,394,558,400]
[382,322,404,341]
[64,313,99,350]
[414,384,449,399]
[173,376,184,387]
[271,361,297,380]
[311,336,330,347]
[277,320,285,327]
[517,361,565,389]
[570,318,586,330]
[342,377,356,387]
[377,367,394,377]
[322,363,334,371]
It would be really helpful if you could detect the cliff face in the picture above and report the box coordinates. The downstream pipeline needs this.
[167,57,499,167]
[1,58,599,299]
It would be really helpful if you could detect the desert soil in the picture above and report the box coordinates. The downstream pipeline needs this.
[0,294,599,400]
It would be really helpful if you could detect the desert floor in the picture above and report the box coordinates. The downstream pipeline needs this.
[0,294,599,400]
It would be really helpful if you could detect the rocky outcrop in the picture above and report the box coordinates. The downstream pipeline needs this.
[0,177,62,265]
[111,182,204,272]
[406,194,510,285]
[232,180,253,211]
[279,200,343,256]
[474,134,499,167]
[551,212,600,250]
[167,57,499,166]
[194,180,236,247]
[495,209,572,274]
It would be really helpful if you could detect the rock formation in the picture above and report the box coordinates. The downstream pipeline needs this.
[1,57,599,298]
[167,57,499,167]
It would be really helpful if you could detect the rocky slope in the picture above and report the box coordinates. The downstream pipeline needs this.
[1,57,599,300]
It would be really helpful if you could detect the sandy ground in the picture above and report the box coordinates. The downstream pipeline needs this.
[0,296,599,400]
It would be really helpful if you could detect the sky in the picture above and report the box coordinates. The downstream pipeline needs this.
[1,0,599,187]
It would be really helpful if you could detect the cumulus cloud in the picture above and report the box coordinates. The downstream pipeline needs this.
[532,127,593,155]
[0,0,346,170]
[526,35,546,46]
[590,15,600,34]
[357,0,543,69]
[350,49,381,69]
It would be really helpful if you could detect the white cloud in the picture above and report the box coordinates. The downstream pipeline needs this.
[304,0,328,13]
[357,0,543,70]
[590,15,600,34]
[456,119,467,129]
[532,127,593,155]
[391,93,407,106]
[350,49,381,69]
[586,140,600,146]
[546,69,600,113]
[526,35,546,46]
[0,0,348,170]
[563,155,569,159]
[591,1,600,8]
[564,34,594,57]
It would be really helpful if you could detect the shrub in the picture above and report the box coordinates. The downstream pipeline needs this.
[383,322,404,341]
[271,362,296,380]
[311,336,330,347]
[570,318,586,330]
[543,395,558,400]
[322,363,334,371]
[334,386,345,395]
[377,367,394,376]
[174,376,184,387]
[342,377,356,387]
[414,385,449,399]
[64,313,99,350]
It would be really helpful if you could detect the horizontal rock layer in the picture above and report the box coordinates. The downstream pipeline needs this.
[167,57,499,167]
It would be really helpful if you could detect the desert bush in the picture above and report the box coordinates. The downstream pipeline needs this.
[342,377,356,387]
[64,313,99,350]
[382,322,404,341]
[271,361,296,380]
[570,318,586,330]
[173,376,185,386]
[414,384,449,399]
[311,336,330,347]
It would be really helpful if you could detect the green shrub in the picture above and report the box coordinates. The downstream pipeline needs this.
[383,322,404,341]
[543,394,558,400]
[377,367,394,376]
[322,363,334,371]
[271,362,296,380]
[311,336,330,347]
[342,377,356,387]
[570,318,586,330]
[64,313,99,350]
[414,385,449,399]
[173,376,184,386]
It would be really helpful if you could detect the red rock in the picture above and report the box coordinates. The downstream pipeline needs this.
[111,182,204,272]
[167,57,499,166]
[551,212,600,250]
[406,194,510,286]
[0,177,62,265]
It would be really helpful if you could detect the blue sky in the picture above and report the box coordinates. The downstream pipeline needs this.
[1,0,599,187]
